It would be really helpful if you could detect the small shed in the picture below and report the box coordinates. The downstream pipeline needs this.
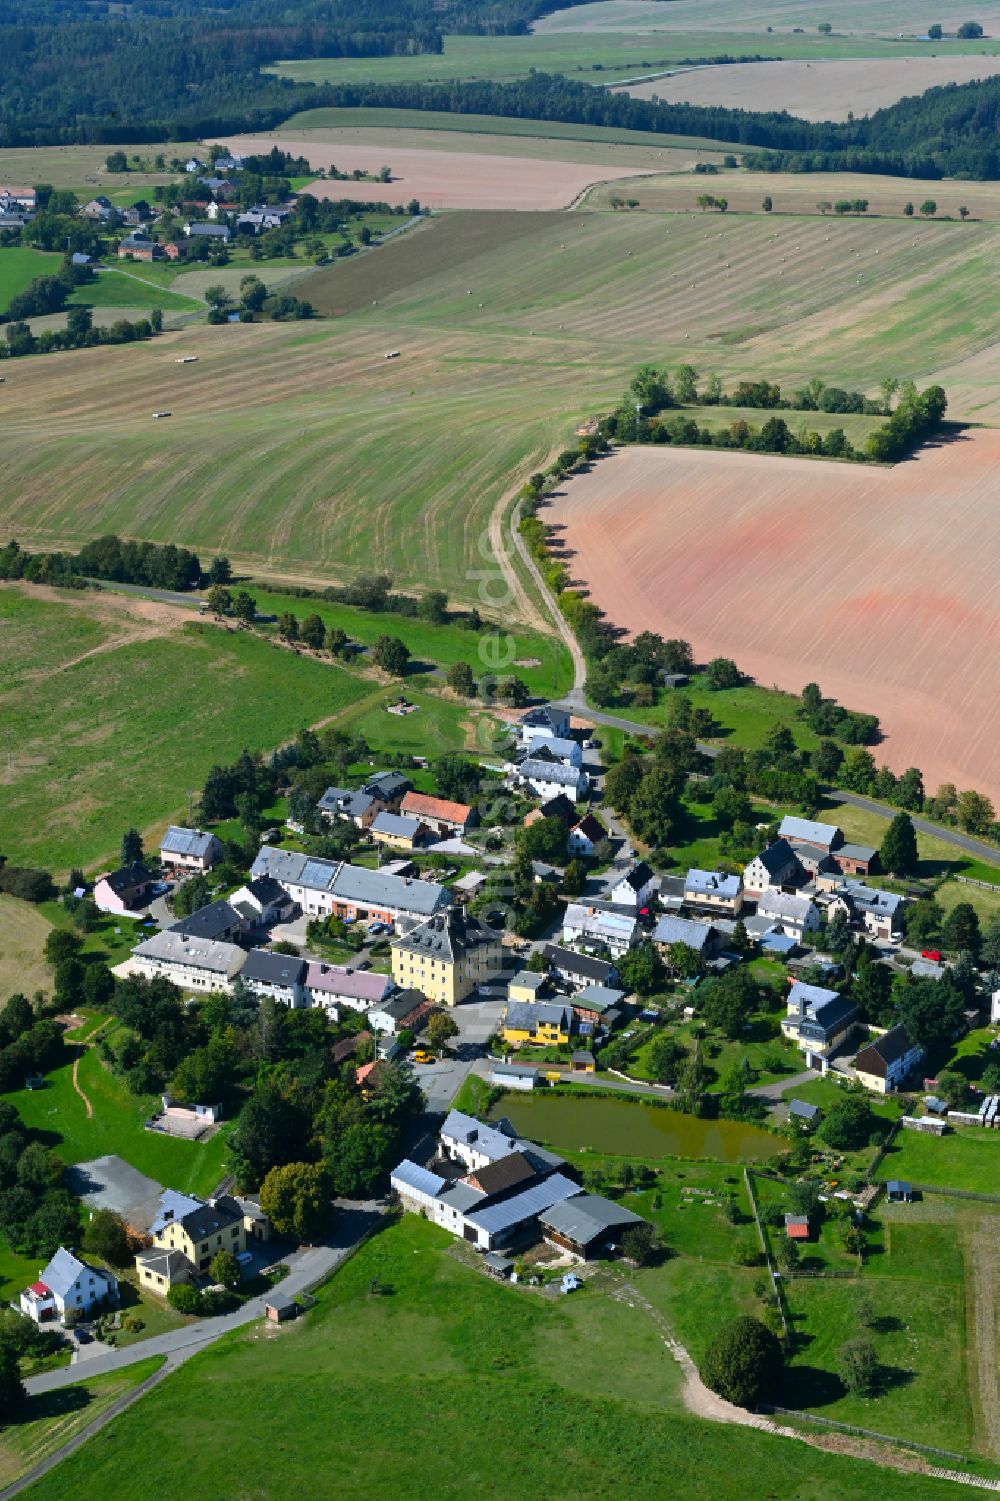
[264,1290,298,1323]
[924,1096,949,1116]
[886,1180,913,1204]
[483,1251,513,1280]
[570,1051,596,1074]
[788,1099,820,1124]
[784,1214,811,1241]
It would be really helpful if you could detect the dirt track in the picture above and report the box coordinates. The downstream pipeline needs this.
[547,431,1000,802]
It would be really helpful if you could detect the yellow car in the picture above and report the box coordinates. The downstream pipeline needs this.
[413,1050,436,1065]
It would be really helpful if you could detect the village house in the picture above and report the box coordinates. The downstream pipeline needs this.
[524,793,578,831]
[229,875,296,927]
[170,898,247,944]
[239,949,307,1008]
[159,826,223,872]
[653,913,720,964]
[567,812,606,857]
[183,221,231,241]
[317,786,378,827]
[0,186,36,209]
[94,863,155,914]
[842,882,906,941]
[607,861,656,910]
[137,1190,245,1289]
[538,1194,642,1260]
[521,735,582,769]
[682,869,745,917]
[517,704,570,748]
[370,811,430,851]
[571,983,625,1028]
[303,962,394,1016]
[391,910,503,1007]
[118,232,162,261]
[562,903,638,957]
[20,1248,118,1325]
[130,931,246,993]
[508,970,552,1005]
[541,944,618,992]
[854,1025,924,1094]
[250,847,450,928]
[755,890,821,941]
[81,195,116,221]
[780,981,859,1060]
[743,840,801,895]
[778,815,842,853]
[502,1000,574,1049]
[439,1110,522,1171]
[507,753,588,804]
[185,157,206,172]
[399,790,477,839]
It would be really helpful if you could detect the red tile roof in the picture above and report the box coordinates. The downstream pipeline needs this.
[400,791,472,825]
[28,1281,50,1296]
[785,1222,810,1240]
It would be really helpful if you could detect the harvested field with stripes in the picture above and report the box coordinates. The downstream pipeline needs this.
[547,431,1000,800]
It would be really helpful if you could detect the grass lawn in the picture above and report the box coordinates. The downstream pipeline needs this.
[336,683,504,763]
[781,1273,974,1453]
[0,1356,164,1491]
[658,793,791,873]
[0,589,373,874]
[6,1048,231,1197]
[628,1007,801,1094]
[877,1125,1000,1194]
[69,271,200,313]
[0,247,62,311]
[821,800,1000,885]
[245,587,573,700]
[15,1214,971,1501]
[616,674,823,754]
[935,877,1000,922]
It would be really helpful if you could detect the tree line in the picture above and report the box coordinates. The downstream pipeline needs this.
[0,535,231,592]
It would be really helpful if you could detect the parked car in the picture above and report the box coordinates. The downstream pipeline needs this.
[236,1250,254,1267]
[413,1050,436,1065]
[355,959,372,970]
[921,949,942,962]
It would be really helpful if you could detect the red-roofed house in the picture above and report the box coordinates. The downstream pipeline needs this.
[399,791,476,839]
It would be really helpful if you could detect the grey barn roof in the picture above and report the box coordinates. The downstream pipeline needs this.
[464,1172,580,1235]
[538,1193,642,1244]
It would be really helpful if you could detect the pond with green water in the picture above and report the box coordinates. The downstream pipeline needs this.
[487,1092,779,1163]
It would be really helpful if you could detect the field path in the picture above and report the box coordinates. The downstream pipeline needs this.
[71,1056,93,1119]
[967,1231,1000,1460]
[488,487,549,634]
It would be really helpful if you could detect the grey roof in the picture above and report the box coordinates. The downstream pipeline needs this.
[179,1199,242,1241]
[436,1181,487,1214]
[136,1248,189,1278]
[133,930,246,976]
[511,971,548,994]
[150,1190,203,1237]
[516,759,583,788]
[785,982,858,1039]
[573,983,625,1013]
[250,848,450,917]
[393,910,498,962]
[835,843,877,862]
[856,1025,921,1069]
[749,840,798,876]
[464,1172,580,1235]
[505,1001,572,1033]
[685,869,742,899]
[264,1289,296,1312]
[390,1160,447,1199]
[372,812,424,840]
[371,994,422,1023]
[779,815,840,846]
[542,945,615,983]
[39,1247,110,1300]
[318,786,375,819]
[240,949,306,987]
[654,914,714,951]
[160,826,217,859]
[844,882,904,916]
[886,1180,912,1194]
[521,705,568,732]
[243,876,287,906]
[564,904,637,944]
[788,1098,820,1120]
[525,735,578,762]
[186,222,230,237]
[757,890,816,923]
[538,1192,642,1244]
[440,1110,518,1163]
[363,770,411,800]
[170,899,241,940]
[490,1062,539,1080]
[102,863,154,895]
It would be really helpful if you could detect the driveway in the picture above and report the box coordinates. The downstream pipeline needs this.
[413,997,506,1115]
[24,1200,381,1398]
[748,1068,818,1101]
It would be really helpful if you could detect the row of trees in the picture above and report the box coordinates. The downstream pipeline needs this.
[1,307,163,361]
[0,536,231,594]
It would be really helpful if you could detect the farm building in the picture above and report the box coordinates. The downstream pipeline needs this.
[743,840,801,895]
[854,1025,924,1094]
[538,1194,642,1260]
[778,815,842,852]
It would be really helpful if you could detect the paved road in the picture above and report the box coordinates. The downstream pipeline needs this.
[826,789,1000,867]
[90,580,203,609]
[24,1202,379,1398]
[748,1068,818,1101]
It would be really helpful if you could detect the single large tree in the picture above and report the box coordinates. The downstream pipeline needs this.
[259,1161,332,1243]
[879,812,918,876]
[701,1316,784,1408]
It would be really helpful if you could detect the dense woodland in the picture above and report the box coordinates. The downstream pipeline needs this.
[4,0,1000,176]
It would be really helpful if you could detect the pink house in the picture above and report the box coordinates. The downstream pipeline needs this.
[93,864,155,914]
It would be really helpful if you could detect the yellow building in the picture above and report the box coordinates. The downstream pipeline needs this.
[501,1000,573,1049]
[508,971,550,1005]
[391,911,503,1007]
[136,1191,246,1292]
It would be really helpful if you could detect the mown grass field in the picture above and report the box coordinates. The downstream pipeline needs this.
[15,1215,975,1501]
[6,1044,231,1196]
[0,1357,164,1490]
[246,586,572,698]
[877,1127,1000,1194]
[0,586,371,873]
[0,142,200,194]
[0,247,61,311]
[69,271,201,314]
[0,893,52,1001]
[2,204,998,606]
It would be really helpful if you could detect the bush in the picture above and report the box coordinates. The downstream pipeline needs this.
[167,1283,203,1315]
[701,1316,784,1408]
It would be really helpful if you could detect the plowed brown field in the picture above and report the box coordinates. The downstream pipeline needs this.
[548,432,1000,799]
[218,134,654,209]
